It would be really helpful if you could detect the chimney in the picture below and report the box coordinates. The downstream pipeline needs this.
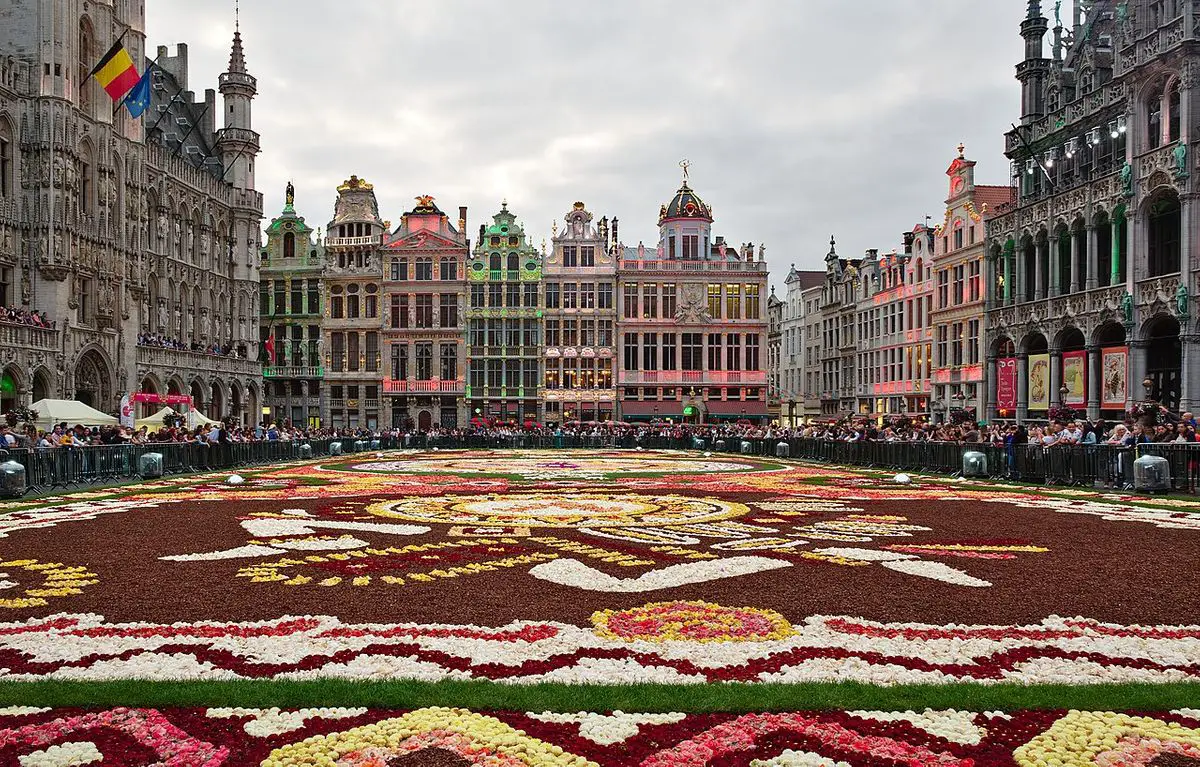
[458,206,467,234]
[611,217,619,246]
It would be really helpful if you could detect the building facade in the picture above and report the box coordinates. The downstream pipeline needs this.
[380,196,469,429]
[260,184,324,427]
[777,266,823,425]
[542,202,617,425]
[0,4,263,422]
[985,0,1200,422]
[465,203,543,424]
[616,173,770,423]
[322,176,384,429]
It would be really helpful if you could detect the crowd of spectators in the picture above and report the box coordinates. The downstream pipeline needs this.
[0,306,54,329]
[136,334,246,358]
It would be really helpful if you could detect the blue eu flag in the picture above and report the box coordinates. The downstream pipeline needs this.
[124,66,153,119]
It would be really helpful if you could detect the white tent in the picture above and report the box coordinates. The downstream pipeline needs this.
[136,406,180,431]
[30,399,119,428]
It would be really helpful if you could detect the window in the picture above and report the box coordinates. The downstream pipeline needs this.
[440,258,456,281]
[623,283,638,318]
[580,282,595,309]
[415,294,433,328]
[662,333,677,370]
[642,333,658,370]
[725,284,741,320]
[726,333,742,371]
[439,293,457,327]
[545,319,561,347]
[545,283,560,309]
[707,284,722,318]
[415,342,433,380]
[470,284,484,307]
[624,333,639,371]
[746,334,761,371]
[562,282,578,309]
[642,283,658,318]
[745,284,760,319]
[415,257,433,280]
[347,332,360,371]
[661,283,677,318]
[580,246,595,267]
[440,342,457,380]
[365,332,379,372]
[707,333,722,371]
[524,283,538,307]
[682,333,703,371]
[598,282,613,309]
[562,246,577,267]
[390,294,408,328]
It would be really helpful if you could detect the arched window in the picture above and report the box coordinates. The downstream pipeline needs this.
[283,232,295,259]
[1167,79,1181,143]
[1147,82,1165,149]
[1147,192,1181,278]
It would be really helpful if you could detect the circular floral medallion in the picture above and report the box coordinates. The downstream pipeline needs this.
[591,600,794,643]
[366,493,748,528]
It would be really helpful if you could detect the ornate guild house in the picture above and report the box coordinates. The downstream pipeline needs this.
[986,0,1199,422]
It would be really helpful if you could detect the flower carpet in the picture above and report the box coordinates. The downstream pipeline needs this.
[0,449,1197,764]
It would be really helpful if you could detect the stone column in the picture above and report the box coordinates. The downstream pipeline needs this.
[1128,339,1148,412]
[1048,236,1060,297]
[1086,344,1101,421]
[1049,348,1063,411]
[1085,224,1099,290]
[1035,239,1047,300]
[985,354,998,423]
[1017,353,1029,423]
[1069,228,1081,293]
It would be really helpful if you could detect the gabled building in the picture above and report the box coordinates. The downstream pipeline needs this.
[322,176,385,429]
[380,196,469,429]
[543,202,618,425]
[260,183,325,428]
[465,203,543,424]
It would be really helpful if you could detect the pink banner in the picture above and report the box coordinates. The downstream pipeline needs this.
[996,358,1017,413]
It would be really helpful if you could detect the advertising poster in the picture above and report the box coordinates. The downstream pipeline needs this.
[1061,350,1087,406]
[1028,353,1051,411]
[996,357,1018,412]
[1101,346,1129,410]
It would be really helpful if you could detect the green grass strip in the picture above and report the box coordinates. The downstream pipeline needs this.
[0,680,1196,712]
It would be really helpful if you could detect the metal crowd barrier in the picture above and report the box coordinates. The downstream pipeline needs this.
[2,436,1195,498]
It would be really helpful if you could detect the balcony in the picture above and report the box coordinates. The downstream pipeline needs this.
[325,235,381,249]
[135,345,263,379]
[264,366,324,379]
[621,259,766,273]
[382,378,466,395]
[618,371,768,386]
[0,322,59,352]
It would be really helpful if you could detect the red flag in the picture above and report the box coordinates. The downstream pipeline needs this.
[264,334,276,365]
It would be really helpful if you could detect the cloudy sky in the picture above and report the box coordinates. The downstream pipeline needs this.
[147,0,1028,289]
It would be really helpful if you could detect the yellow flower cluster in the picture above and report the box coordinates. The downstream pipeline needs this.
[0,559,98,609]
[1014,711,1200,766]
[262,707,597,767]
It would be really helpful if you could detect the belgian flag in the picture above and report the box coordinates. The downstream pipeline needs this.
[88,38,140,102]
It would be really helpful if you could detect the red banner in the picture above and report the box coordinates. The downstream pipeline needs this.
[1061,350,1087,406]
[996,357,1017,413]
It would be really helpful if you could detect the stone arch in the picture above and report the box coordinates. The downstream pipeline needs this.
[73,346,114,411]
[30,367,53,403]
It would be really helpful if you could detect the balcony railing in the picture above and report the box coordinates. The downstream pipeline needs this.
[618,371,767,386]
[621,259,767,273]
[382,378,466,395]
[264,366,324,379]
[0,323,59,351]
